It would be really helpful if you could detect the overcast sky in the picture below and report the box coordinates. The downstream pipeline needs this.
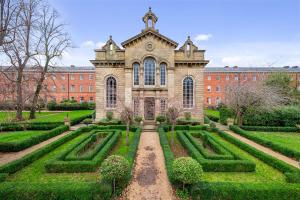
[48,0,300,67]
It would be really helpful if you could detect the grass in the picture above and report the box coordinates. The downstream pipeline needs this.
[0,110,94,123]
[0,130,48,143]
[110,131,134,157]
[249,131,300,153]
[7,132,100,183]
[204,109,220,118]
[166,131,188,158]
[200,131,286,183]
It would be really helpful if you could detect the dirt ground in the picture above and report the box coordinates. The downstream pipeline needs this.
[119,131,178,200]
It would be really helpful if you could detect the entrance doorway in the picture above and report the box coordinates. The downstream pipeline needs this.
[144,97,155,120]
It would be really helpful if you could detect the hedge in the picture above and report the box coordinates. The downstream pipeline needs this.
[70,113,94,126]
[216,128,300,181]
[0,182,111,200]
[190,182,300,200]
[230,125,300,160]
[0,125,96,174]
[47,101,95,110]
[240,125,300,132]
[285,172,300,183]
[0,173,7,182]
[206,114,219,122]
[0,122,62,131]
[125,128,142,169]
[0,125,69,152]
[45,130,120,173]
[177,131,256,172]
[157,127,175,184]
[164,125,207,131]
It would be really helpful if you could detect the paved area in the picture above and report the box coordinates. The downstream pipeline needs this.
[215,122,300,169]
[0,124,83,166]
[119,131,177,200]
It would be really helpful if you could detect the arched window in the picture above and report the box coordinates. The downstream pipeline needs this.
[183,76,194,108]
[144,57,155,85]
[106,77,117,108]
[133,63,139,85]
[160,63,166,86]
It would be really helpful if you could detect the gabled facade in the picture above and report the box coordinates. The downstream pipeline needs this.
[91,8,209,122]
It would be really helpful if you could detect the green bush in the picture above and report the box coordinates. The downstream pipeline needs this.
[82,118,93,125]
[125,128,141,169]
[190,182,300,200]
[243,106,300,126]
[0,122,62,131]
[47,101,95,111]
[206,115,219,122]
[156,115,166,123]
[184,112,192,120]
[240,126,300,132]
[172,157,203,189]
[106,112,113,121]
[285,172,300,183]
[0,173,7,182]
[0,125,69,152]
[230,125,300,160]
[204,116,210,124]
[70,113,94,126]
[134,116,143,123]
[100,155,130,193]
[219,105,235,125]
[176,118,201,125]
[97,118,122,126]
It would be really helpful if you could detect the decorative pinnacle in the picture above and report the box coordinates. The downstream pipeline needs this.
[149,7,152,12]
[109,35,112,40]
[187,36,191,40]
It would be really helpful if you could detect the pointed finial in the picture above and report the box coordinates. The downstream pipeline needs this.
[149,7,152,11]
[109,35,112,40]
[187,36,190,40]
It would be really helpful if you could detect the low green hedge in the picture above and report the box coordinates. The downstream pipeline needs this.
[45,131,120,173]
[0,125,96,174]
[0,173,7,182]
[177,131,255,172]
[157,127,175,184]
[216,128,300,181]
[0,122,62,131]
[70,113,94,126]
[164,125,207,131]
[285,172,300,183]
[176,118,201,125]
[0,125,69,152]
[125,128,142,169]
[230,125,300,160]
[206,114,219,122]
[190,182,300,200]
[240,126,300,132]
[47,101,95,111]
[0,182,111,200]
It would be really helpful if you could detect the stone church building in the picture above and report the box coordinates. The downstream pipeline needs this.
[91,8,209,122]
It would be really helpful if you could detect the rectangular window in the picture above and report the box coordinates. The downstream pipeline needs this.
[80,96,84,103]
[61,85,66,92]
[207,97,211,105]
[89,97,94,102]
[70,85,75,92]
[207,75,211,80]
[207,85,211,92]
[160,99,166,114]
[70,75,75,80]
[160,64,166,86]
[89,74,93,80]
[89,85,93,92]
[51,85,56,92]
[216,75,221,80]
[61,75,65,80]
[80,85,83,92]
[216,97,221,105]
[234,75,239,81]
[216,86,221,92]
[80,74,84,80]
[226,75,230,81]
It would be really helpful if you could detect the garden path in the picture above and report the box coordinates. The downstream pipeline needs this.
[215,123,300,168]
[119,131,178,200]
[0,124,83,166]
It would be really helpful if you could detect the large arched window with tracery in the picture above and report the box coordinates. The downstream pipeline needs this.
[144,57,155,85]
[106,76,117,108]
[160,63,166,86]
[183,76,194,108]
[133,63,139,86]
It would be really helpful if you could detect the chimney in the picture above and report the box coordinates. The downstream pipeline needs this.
[233,66,238,69]
[283,66,290,69]
[70,65,75,68]
[224,66,229,68]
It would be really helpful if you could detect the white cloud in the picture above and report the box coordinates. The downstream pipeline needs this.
[194,34,212,41]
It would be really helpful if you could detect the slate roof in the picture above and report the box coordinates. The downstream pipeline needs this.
[204,67,300,73]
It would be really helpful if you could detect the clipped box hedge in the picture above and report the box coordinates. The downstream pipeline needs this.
[230,125,300,160]
[177,131,255,172]
[191,182,300,200]
[0,122,62,131]
[240,125,300,132]
[0,125,69,152]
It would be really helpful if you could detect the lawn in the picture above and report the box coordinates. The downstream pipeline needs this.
[0,130,48,143]
[0,110,94,123]
[249,131,300,153]
[110,131,134,157]
[166,131,188,158]
[204,109,220,118]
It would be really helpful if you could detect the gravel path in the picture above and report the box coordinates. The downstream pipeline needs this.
[0,124,85,166]
[215,123,300,168]
[119,131,177,200]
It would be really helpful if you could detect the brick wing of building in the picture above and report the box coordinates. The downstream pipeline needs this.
[90,8,209,122]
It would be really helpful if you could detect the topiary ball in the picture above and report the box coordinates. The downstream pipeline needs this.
[172,157,203,185]
[100,155,129,182]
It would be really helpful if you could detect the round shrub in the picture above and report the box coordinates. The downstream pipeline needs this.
[100,155,129,193]
[184,112,192,120]
[106,111,114,121]
[83,118,93,125]
[172,157,203,189]
[156,115,166,123]
[134,116,143,123]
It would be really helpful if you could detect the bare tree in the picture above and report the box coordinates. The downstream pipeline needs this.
[29,5,71,119]
[1,0,41,121]
[120,106,134,146]
[0,0,18,46]
[224,81,286,126]
[166,98,183,145]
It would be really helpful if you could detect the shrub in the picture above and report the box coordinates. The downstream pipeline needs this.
[156,115,166,123]
[176,118,201,126]
[134,116,143,124]
[106,111,113,121]
[206,114,219,122]
[100,155,130,194]
[204,116,210,124]
[0,122,62,131]
[47,101,95,111]
[219,105,235,125]
[173,157,203,189]
[240,126,300,132]
[184,112,191,120]
[82,118,93,125]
